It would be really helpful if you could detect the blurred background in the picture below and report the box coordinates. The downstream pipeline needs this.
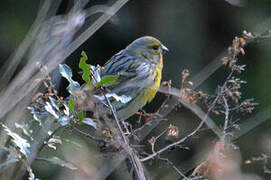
[1,0,271,179]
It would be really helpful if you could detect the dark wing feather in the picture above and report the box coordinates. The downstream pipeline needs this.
[100,50,148,110]
[100,50,142,90]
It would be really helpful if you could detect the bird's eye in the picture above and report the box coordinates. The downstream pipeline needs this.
[152,45,159,50]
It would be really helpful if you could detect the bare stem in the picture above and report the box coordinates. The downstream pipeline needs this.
[71,125,108,143]
[91,70,146,179]
[158,157,188,179]
[223,96,230,134]
[140,95,220,162]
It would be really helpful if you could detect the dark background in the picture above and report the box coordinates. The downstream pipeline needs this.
[1,0,271,179]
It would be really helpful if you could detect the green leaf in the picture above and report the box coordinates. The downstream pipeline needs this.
[82,118,97,129]
[27,167,37,180]
[79,51,91,86]
[68,96,75,113]
[45,102,59,119]
[73,112,84,125]
[49,97,60,112]
[95,93,132,104]
[15,123,33,141]
[1,123,30,158]
[27,106,42,126]
[58,116,70,126]
[47,136,62,150]
[77,112,85,121]
[59,64,80,94]
[97,75,119,87]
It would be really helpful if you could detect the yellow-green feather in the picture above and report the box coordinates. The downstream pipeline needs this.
[142,57,163,104]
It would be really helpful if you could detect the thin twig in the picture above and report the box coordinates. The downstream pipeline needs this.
[158,157,188,179]
[71,125,108,143]
[149,128,168,153]
[91,67,146,180]
[140,94,220,162]
[103,93,146,180]
[141,66,236,161]
[223,96,230,134]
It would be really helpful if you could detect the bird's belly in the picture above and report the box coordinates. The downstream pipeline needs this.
[141,66,162,104]
[113,66,162,120]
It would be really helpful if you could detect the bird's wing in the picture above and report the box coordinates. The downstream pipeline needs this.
[99,51,152,111]
[100,50,146,90]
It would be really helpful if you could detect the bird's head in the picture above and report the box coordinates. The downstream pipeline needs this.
[126,36,168,66]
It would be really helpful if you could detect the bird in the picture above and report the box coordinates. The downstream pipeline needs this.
[98,36,168,121]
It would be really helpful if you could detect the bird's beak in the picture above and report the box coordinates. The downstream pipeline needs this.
[161,44,169,54]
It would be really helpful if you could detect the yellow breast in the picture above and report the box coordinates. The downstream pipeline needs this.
[143,66,162,104]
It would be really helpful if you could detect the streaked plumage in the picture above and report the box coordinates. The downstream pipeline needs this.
[100,36,168,120]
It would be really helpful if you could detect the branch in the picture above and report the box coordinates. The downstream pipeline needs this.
[223,96,230,134]
[158,157,188,179]
[140,94,220,162]
[91,69,146,180]
[71,125,108,143]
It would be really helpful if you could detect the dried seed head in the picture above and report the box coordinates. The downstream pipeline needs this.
[148,137,156,147]
[185,88,192,93]
[32,93,44,102]
[161,81,168,86]
[188,81,194,86]
[232,37,240,49]
[167,124,179,138]
[243,31,254,39]
[227,91,233,97]
[100,66,105,71]
[245,160,252,165]
[239,38,246,46]
[182,69,190,83]
[234,91,241,99]
[222,57,229,66]
[102,129,113,139]
[189,96,197,104]
[161,80,172,87]
[198,91,205,97]
[180,88,186,97]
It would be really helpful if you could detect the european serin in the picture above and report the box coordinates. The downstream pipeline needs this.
[100,36,168,120]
